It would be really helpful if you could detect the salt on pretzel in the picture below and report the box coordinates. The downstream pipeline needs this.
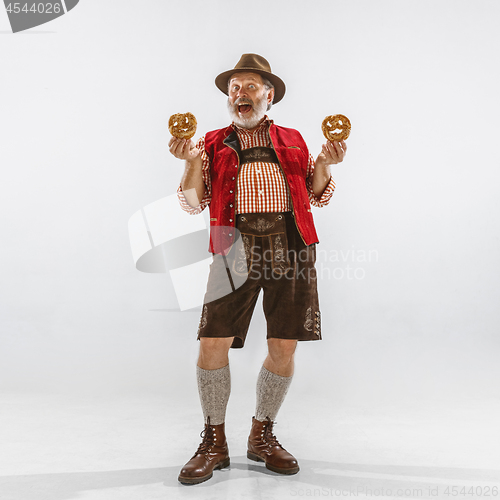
[322,114,351,142]
[168,112,197,140]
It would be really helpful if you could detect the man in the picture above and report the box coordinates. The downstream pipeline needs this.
[168,53,347,485]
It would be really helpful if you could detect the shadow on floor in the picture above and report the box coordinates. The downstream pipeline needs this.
[1,458,499,500]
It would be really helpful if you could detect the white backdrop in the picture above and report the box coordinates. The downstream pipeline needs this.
[1,0,499,405]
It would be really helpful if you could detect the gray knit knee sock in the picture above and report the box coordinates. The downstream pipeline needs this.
[197,364,231,425]
[255,365,293,422]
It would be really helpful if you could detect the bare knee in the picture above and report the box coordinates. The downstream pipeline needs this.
[266,339,297,371]
[198,337,234,370]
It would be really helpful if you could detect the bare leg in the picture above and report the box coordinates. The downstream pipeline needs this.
[263,338,297,377]
[198,337,234,369]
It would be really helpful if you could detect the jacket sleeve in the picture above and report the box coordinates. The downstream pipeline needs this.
[305,153,336,207]
[176,136,212,214]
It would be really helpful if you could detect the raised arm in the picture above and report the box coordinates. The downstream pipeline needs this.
[312,139,347,198]
[168,137,206,208]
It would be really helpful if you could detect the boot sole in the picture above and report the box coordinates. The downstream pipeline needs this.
[247,451,299,475]
[178,457,230,485]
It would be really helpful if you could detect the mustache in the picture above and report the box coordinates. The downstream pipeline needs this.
[234,97,254,107]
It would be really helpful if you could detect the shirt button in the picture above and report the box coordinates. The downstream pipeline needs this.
[229,218,233,222]
[229,204,233,208]
[235,165,238,168]
[229,233,233,237]
[232,177,235,180]
[229,190,233,194]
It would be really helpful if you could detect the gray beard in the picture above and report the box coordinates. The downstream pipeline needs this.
[227,93,268,129]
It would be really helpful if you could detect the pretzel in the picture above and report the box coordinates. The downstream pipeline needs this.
[168,112,197,140]
[322,114,351,142]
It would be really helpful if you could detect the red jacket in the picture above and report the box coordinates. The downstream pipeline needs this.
[204,122,319,255]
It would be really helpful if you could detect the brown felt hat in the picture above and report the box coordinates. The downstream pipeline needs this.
[215,53,286,104]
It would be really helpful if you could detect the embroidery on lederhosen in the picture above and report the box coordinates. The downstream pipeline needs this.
[269,214,291,274]
[233,234,253,275]
[304,306,313,331]
[239,146,279,165]
[270,233,290,274]
[274,235,285,267]
[314,310,321,337]
[197,305,208,334]
[304,307,321,336]
[248,218,275,233]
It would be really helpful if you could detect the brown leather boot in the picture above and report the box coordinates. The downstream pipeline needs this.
[178,417,230,485]
[247,416,299,474]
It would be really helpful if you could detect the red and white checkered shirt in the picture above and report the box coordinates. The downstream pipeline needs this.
[177,116,335,214]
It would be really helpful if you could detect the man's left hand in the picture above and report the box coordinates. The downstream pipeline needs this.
[317,140,347,166]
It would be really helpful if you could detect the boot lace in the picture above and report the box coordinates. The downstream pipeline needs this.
[194,416,215,455]
[263,417,282,448]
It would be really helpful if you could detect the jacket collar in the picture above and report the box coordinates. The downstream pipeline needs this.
[222,116,274,156]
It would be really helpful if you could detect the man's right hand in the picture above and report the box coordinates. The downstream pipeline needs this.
[170,136,206,208]
[168,137,201,161]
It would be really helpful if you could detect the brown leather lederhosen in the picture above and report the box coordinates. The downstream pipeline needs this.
[197,211,322,349]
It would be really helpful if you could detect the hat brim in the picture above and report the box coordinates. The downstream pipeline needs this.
[215,68,286,104]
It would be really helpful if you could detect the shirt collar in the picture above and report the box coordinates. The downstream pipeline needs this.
[231,115,273,134]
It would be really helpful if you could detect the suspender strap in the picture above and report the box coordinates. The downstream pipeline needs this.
[239,146,279,165]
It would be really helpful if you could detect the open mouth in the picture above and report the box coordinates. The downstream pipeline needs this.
[238,104,253,114]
